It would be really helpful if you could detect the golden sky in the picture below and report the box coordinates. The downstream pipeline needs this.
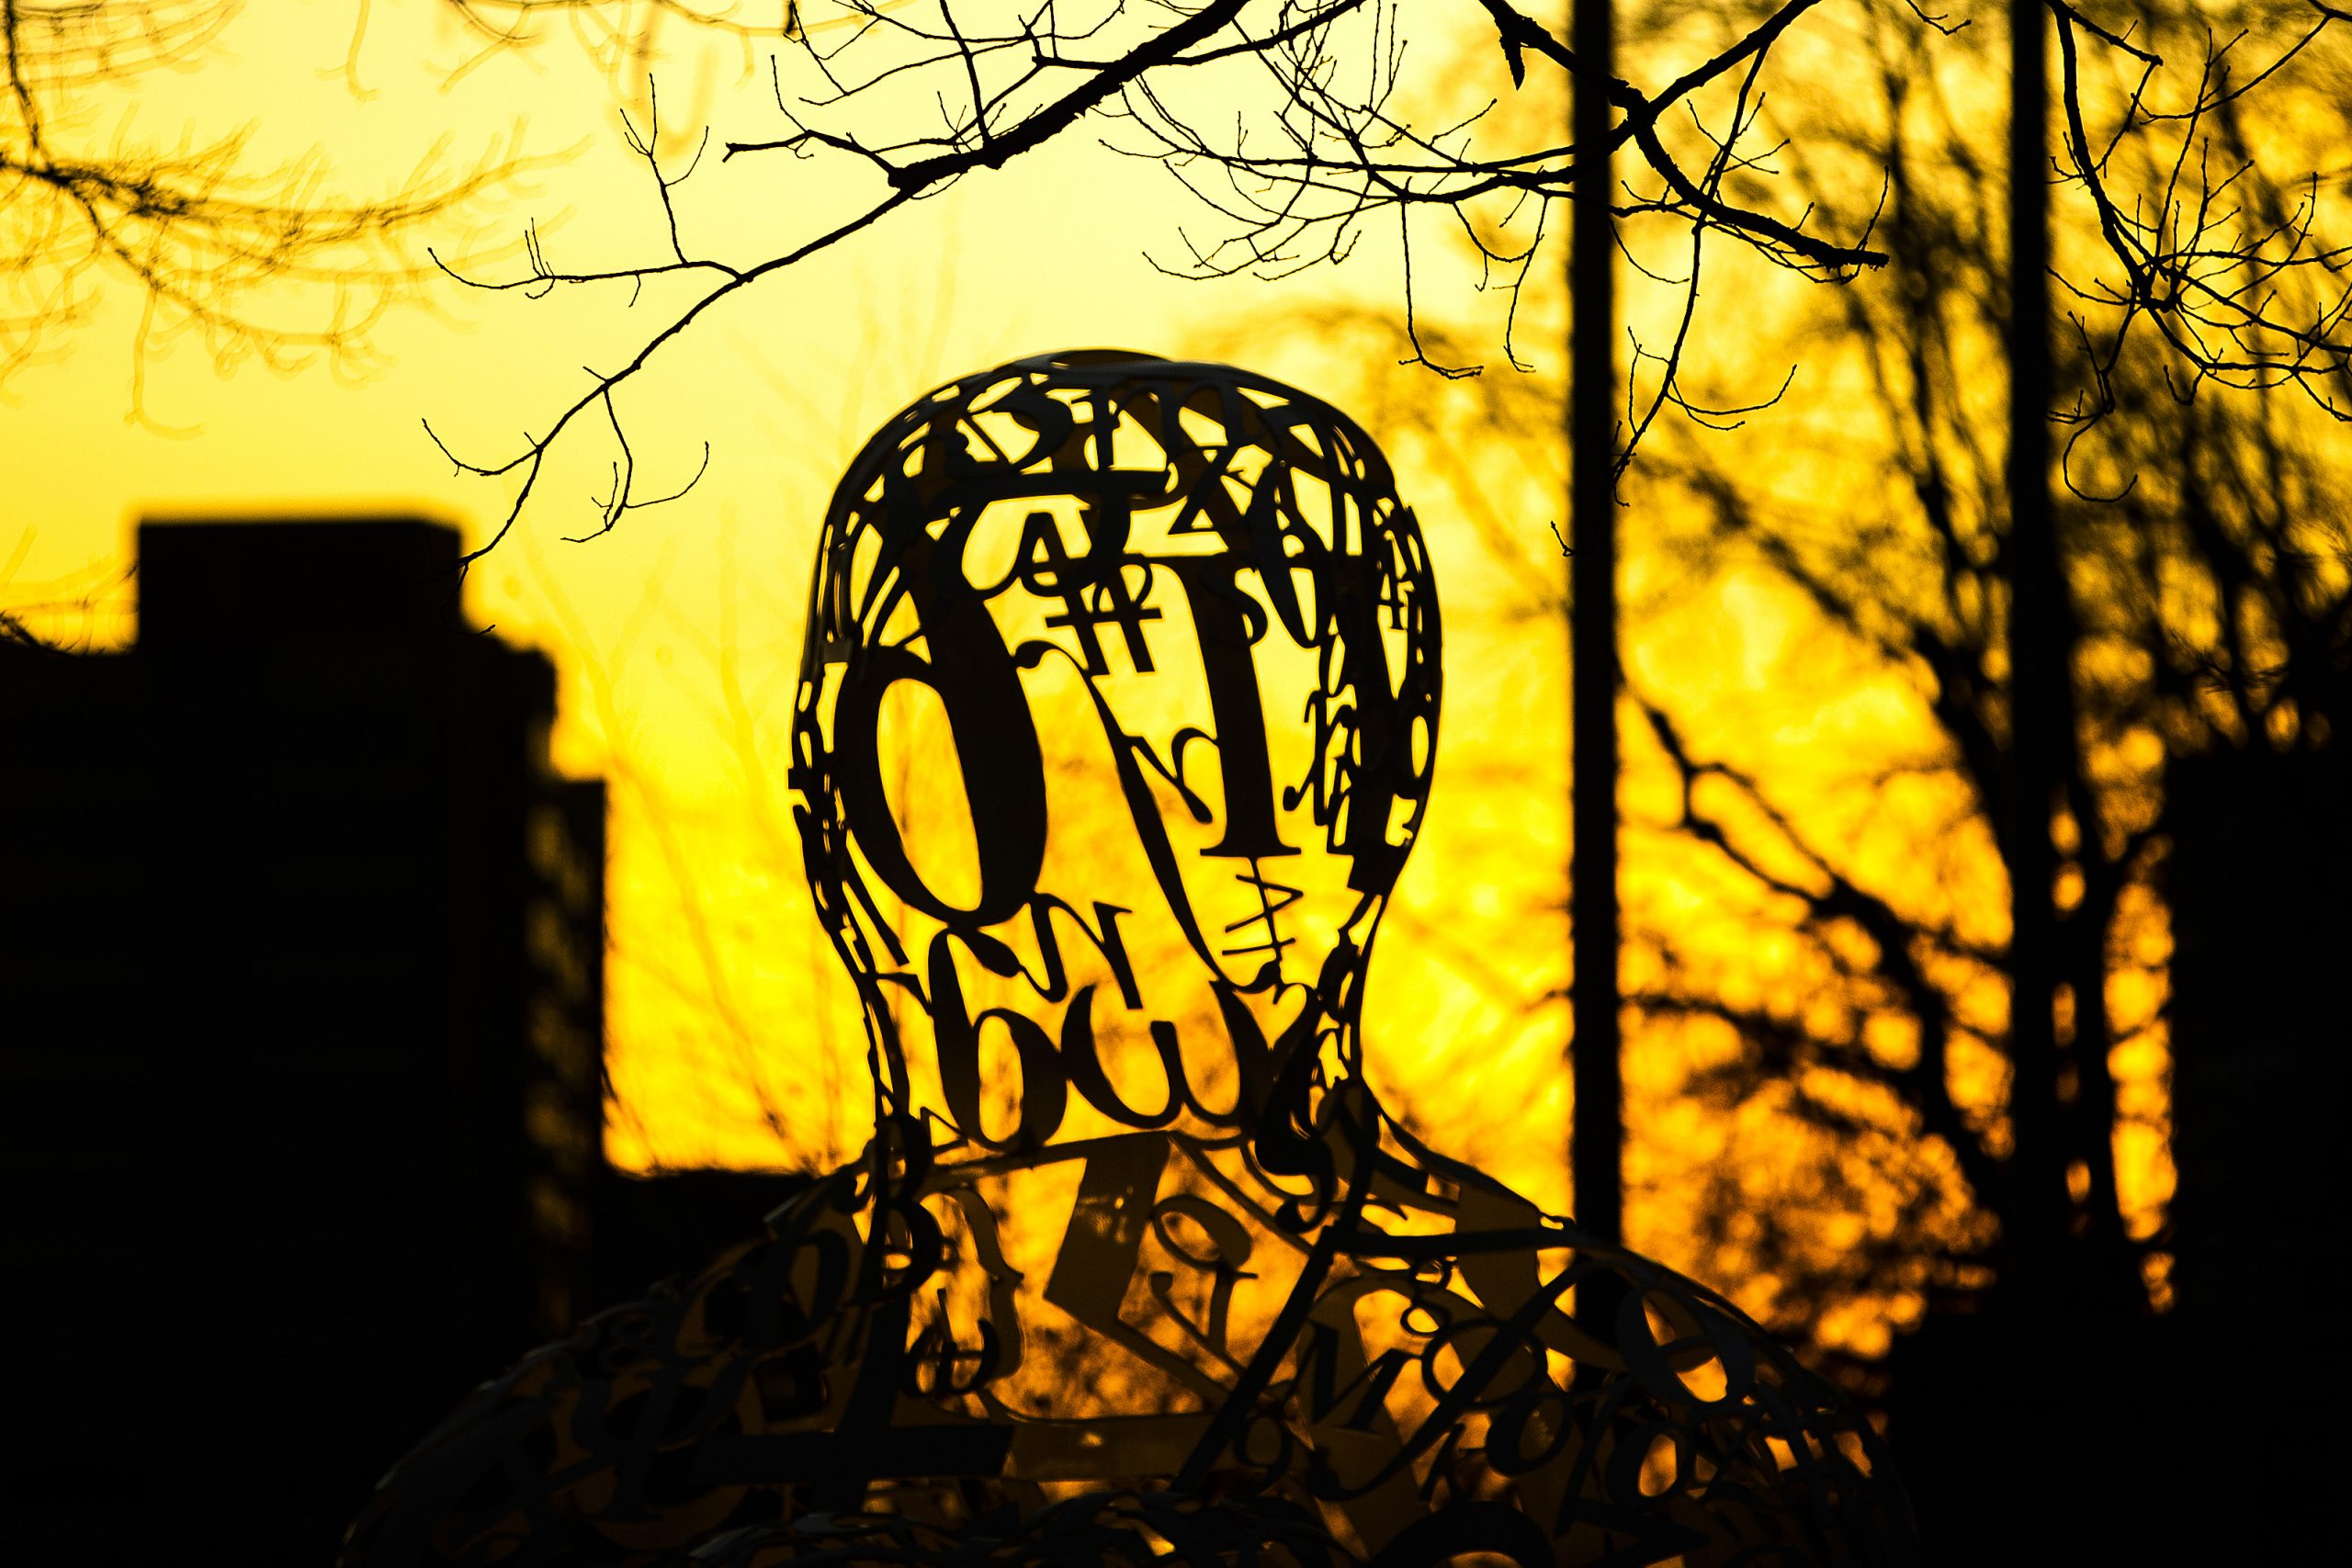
[1,1,2183,1359]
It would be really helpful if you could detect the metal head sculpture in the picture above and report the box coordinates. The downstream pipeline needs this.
[344,353,1914,1568]
[790,349,1437,1160]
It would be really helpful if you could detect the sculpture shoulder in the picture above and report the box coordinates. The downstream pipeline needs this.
[340,1178,878,1568]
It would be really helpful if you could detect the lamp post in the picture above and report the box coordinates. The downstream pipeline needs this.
[1569,0,1623,1255]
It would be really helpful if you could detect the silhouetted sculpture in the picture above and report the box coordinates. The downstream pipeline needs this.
[344,353,1910,1565]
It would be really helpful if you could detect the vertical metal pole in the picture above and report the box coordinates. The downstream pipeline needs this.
[1570,0,1623,1249]
[2006,0,2064,1284]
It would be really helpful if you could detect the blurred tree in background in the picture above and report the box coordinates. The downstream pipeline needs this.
[0,0,539,408]
[1628,0,2350,1352]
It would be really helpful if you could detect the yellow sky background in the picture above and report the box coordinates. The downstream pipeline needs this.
[1,2,2180,1359]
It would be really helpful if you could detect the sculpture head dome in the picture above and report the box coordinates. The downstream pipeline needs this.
[790,350,1440,1153]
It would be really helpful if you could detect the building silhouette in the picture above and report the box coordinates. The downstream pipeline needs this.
[1,518,606,1565]
[1885,740,2346,1562]
[2163,743,2346,1546]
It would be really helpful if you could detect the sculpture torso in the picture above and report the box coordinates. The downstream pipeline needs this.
[343,1116,1902,1564]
